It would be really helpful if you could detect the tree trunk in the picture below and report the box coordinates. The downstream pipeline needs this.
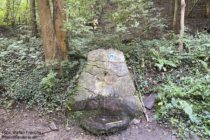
[37,0,68,64]
[206,1,210,18]
[11,0,16,26]
[4,0,10,24]
[30,0,38,36]
[52,0,68,60]
[178,0,186,51]
[37,0,58,64]
[173,0,178,31]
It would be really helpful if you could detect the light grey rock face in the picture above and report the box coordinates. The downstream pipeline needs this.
[70,49,143,134]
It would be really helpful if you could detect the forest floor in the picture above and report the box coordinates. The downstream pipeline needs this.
[0,107,177,140]
[1,27,208,140]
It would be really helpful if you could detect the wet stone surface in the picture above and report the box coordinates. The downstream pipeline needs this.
[70,49,143,135]
[81,114,131,135]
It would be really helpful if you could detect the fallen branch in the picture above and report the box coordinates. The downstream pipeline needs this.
[132,66,149,122]
[187,0,200,17]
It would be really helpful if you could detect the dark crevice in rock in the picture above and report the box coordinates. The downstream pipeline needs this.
[79,86,96,95]
[86,63,108,70]
[86,64,128,77]
[88,60,125,63]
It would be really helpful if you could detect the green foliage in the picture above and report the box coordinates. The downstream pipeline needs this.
[65,0,96,35]
[40,70,58,93]
[132,33,209,71]
[0,0,7,25]
[124,32,210,138]
[111,0,165,37]
[0,0,30,25]
[66,0,165,40]
[89,34,123,49]
[0,36,84,113]
[130,33,209,139]
[150,48,178,71]
[0,1,209,138]
[156,74,210,139]
[68,26,210,139]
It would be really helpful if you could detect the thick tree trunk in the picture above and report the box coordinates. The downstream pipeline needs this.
[53,0,68,60]
[173,0,178,31]
[30,0,38,36]
[37,0,68,64]
[178,0,186,51]
[37,0,58,64]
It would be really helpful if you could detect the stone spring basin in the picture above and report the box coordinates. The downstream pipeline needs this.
[81,112,131,135]
[70,49,143,135]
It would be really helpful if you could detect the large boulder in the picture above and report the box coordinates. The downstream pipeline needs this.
[70,49,143,134]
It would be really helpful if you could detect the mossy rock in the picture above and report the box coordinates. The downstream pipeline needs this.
[80,112,130,135]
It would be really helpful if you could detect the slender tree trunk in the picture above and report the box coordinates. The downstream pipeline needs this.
[52,0,68,60]
[24,0,29,25]
[173,0,178,31]
[178,0,186,51]
[15,0,22,25]
[4,0,10,24]
[30,0,38,36]
[11,0,15,26]
[206,1,210,18]
[37,0,68,64]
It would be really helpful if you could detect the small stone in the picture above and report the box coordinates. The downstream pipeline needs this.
[143,94,156,110]
[0,109,6,115]
[130,118,141,125]
[49,122,59,131]
[65,127,71,131]
[23,114,28,118]
[190,133,200,140]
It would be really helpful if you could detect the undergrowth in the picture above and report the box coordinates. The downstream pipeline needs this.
[156,73,210,139]
[114,32,209,139]
[0,36,85,114]
[0,29,209,139]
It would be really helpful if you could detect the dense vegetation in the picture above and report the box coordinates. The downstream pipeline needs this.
[0,0,209,139]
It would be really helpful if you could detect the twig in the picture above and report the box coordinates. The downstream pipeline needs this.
[132,66,149,122]
[187,0,200,17]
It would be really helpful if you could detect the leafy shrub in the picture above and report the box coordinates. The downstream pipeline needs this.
[40,70,58,93]
[111,0,166,38]
[66,0,166,41]
[124,33,210,139]
[155,73,210,139]
[129,33,210,72]
[0,37,84,113]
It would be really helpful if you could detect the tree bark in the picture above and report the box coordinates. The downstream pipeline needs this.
[4,0,10,24]
[11,0,16,26]
[178,0,186,51]
[37,0,58,64]
[173,0,178,31]
[37,0,68,64]
[206,1,210,18]
[30,0,38,36]
[53,0,68,60]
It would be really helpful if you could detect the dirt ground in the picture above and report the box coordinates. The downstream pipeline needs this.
[0,107,178,140]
